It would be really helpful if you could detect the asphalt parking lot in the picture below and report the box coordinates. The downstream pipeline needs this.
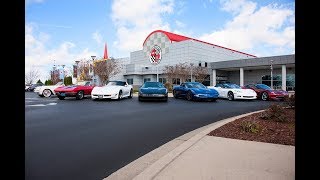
[25,92,277,180]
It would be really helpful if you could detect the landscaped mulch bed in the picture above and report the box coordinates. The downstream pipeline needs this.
[208,108,295,146]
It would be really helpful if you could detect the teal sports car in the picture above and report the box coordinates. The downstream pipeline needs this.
[138,82,168,102]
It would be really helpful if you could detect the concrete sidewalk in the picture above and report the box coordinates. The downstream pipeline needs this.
[104,110,295,180]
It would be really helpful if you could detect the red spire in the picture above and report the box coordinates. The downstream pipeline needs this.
[103,43,109,60]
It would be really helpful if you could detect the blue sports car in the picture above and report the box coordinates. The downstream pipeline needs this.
[138,81,168,102]
[173,82,219,101]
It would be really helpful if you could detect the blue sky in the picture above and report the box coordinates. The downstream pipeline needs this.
[25,0,295,82]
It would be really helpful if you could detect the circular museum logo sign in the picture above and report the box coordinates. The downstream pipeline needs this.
[149,45,162,65]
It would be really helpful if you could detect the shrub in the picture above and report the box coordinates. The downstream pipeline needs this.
[164,82,173,92]
[240,121,260,133]
[284,94,295,108]
[260,104,287,122]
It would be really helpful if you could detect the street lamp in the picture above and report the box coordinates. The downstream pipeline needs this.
[270,60,273,89]
[190,63,194,82]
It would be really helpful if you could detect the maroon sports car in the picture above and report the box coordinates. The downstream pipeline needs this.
[243,84,289,101]
[54,81,95,100]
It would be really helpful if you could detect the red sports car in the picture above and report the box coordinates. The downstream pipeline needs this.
[54,81,95,100]
[243,84,289,101]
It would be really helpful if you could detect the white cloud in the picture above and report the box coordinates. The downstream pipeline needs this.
[199,0,295,56]
[111,0,174,54]
[92,31,103,44]
[25,23,96,82]
[175,20,185,28]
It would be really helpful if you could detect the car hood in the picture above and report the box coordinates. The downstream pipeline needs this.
[92,86,121,93]
[140,87,167,94]
[55,85,78,91]
[233,89,256,94]
[190,88,218,95]
[268,89,288,95]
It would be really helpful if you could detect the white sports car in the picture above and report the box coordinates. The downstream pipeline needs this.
[207,83,257,101]
[91,81,133,100]
[37,82,65,97]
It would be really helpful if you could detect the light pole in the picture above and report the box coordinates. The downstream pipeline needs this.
[190,63,194,82]
[91,55,96,85]
[156,66,159,82]
[270,60,273,89]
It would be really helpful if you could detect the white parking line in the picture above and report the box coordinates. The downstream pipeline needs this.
[47,103,57,105]
[27,104,46,107]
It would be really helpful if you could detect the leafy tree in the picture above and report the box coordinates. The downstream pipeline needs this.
[36,79,43,84]
[64,76,73,85]
[45,79,53,85]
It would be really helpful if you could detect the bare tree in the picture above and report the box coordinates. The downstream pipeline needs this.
[193,66,209,83]
[163,63,191,84]
[176,63,190,83]
[162,65,176,84]
[25,67,40,85]
[93,58,121,85]
[77,60,91,81]
[50,69,60,85]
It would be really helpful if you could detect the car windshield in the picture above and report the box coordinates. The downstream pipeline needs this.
[224,83,241,89]
[106,81,126,86]
[77,81,89,86]
[55,82,64,86]
[142,82,164,88]
[186,83,206,89]
[256,84,272,90]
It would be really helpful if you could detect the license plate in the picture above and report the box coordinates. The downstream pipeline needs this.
[98,95,103,99]
[60,93,65,96]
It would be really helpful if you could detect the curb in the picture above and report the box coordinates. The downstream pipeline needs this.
[103,109,265,180]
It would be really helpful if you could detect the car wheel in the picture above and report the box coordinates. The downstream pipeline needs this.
[138,96,142,101]
[186,91,193,101]
[128,89,133,98]
[118,90,123,100]
[173,90,178,99]
[43,89,52,98]
[58,96,65,100]
[164,97,168,102]
[76,91,84,100]
[261,92,269,101]
[39,94,44,97]
[227,91,234,101]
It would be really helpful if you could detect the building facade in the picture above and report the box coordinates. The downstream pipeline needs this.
[105,30,295,91]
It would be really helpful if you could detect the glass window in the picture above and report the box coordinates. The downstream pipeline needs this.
[172,78,180,85]
[127,79,133,85]
[144,78,151,83]
[159,78,166,84]
[261,74,295,91]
